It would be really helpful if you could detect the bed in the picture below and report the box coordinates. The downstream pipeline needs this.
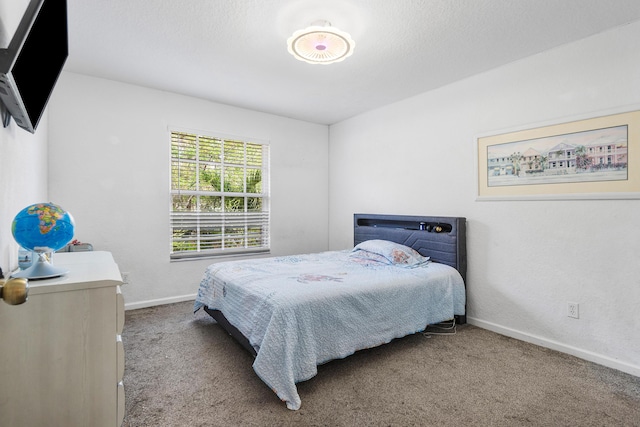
[194,213,467,410]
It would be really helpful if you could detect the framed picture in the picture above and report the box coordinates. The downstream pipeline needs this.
[476,109,640,200]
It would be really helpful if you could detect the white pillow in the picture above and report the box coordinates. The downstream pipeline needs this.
[352,239,430,267]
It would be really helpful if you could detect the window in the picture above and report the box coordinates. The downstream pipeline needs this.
[170,130,270,260]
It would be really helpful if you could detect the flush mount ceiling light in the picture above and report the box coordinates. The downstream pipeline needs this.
[287,20,355,65]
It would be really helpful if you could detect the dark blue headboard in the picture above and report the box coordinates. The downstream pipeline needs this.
[353,214,467,284]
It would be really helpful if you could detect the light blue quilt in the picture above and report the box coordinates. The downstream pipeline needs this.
[194,250,465,410]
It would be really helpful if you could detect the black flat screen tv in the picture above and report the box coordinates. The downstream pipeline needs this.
[0,0,68,133]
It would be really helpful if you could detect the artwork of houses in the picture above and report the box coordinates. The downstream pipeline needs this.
[486,125,628,186]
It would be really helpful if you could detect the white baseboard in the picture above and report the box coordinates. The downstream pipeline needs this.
[468,317,640,378]
[124,293,197,311]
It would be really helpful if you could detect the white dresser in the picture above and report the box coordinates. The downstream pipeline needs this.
[0,251,125,427]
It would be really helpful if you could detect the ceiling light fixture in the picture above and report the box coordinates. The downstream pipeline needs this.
[287,20,355,65]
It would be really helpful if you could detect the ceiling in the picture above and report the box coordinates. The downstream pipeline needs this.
[65,0,640,125]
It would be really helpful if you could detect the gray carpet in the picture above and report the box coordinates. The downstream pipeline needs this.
[121,301,640,426]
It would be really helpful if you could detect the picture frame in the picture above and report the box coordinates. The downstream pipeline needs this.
[476,108,640,200]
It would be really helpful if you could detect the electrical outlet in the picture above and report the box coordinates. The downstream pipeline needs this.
[567,302,579,319]
[121,272,130,285]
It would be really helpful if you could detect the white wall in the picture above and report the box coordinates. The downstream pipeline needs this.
[48,73,329,308]
[0,0,47,277]
[0,0,29,47]
[329,22,640,377]
[0,116,48,276]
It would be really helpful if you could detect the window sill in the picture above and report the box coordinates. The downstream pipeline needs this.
[170,248,270,262]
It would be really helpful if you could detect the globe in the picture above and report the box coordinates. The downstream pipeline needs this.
[12,203,75,251]
[11,203,75,279]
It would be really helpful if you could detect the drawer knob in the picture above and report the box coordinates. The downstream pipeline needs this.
[0,278,29,305]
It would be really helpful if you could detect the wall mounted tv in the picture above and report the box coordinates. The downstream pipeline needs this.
[0,0,68,134]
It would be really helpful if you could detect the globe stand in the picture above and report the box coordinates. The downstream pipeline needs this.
[12,250,69,280]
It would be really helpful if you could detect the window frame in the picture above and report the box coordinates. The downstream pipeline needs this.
[169,128,270,260]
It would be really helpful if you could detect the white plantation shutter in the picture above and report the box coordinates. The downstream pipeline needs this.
[170,130,270,259]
